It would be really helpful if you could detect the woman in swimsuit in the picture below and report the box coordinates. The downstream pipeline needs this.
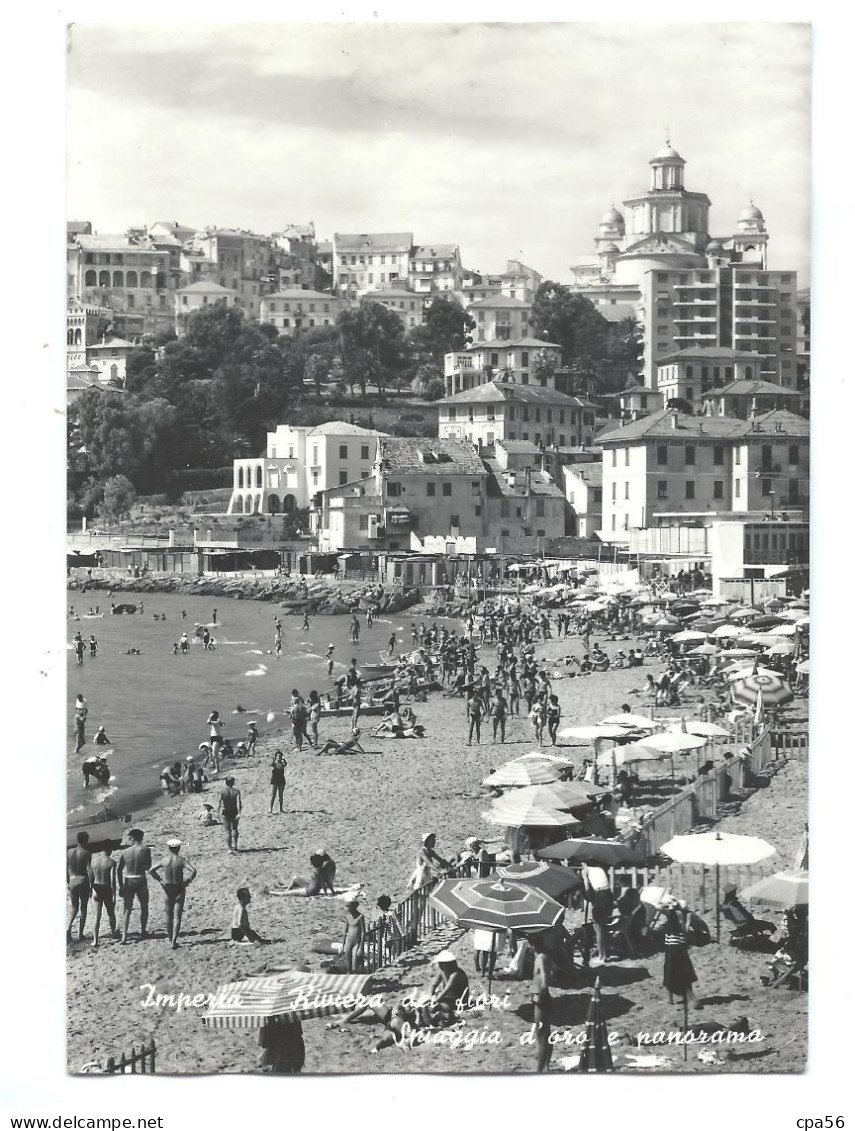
[278,854,326,896]
[342,898,366,973]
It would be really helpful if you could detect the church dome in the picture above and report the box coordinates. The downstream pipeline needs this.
[600,242,620,253]
[739,202,765,223]
[600,206,624,227]
[651,143,685,163]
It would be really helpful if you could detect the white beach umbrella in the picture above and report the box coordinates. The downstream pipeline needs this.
[769,624,797,636]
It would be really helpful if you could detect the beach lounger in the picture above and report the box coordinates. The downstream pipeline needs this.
[721,902,777,949]
[765,956,808,991]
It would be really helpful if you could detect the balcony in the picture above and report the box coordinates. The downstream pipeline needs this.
[743,547,809,565]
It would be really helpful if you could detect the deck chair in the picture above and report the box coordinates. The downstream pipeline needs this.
[721,900,776,949]
[765,956,808,991]
[610,903,648,957]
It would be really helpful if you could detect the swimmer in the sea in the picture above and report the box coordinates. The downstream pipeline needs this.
[94,725,110,746]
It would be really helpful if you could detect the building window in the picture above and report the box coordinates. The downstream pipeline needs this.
[594,489,602,503]
[788,445,800,465]
[535,500,545,517]
[657,480,667,499]
[685,445,696,466]
[685,481,695,499]
[624,448,630,466]
[387,482,401,497]
[475,505,482,516]
[612,450,617,467]
[359,515,369,531]
[442,483,452,497]
[427,482,436,496]
[500,500,509,518]
[339,471,349,485]
[761,479,772,496]
[657,445,668,466]
[714,480,724,499]
[611,482,617,501]
[450,515,460,527]
[735,448,742,465]
[735,480,741,498]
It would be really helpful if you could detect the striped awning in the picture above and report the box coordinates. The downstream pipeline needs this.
[202,971,375,1030]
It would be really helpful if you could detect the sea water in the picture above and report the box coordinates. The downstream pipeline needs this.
[67,588,421,824]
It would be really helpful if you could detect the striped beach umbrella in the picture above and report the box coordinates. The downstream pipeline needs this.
[429,877,565,933]
[482,798,581,829]
[483,755,569,788]
[731,671,794,707]
[496,861,583,901]
[576,978,614,1073]
[202,971,375,1030]
[537,838,645,866]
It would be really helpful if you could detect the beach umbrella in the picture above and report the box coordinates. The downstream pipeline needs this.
[724,663,779,680]
[498,782,598,812]
[600,713,657,729]
[795,616,809,628]
[719,648,761,659]
[687,643,719,657]
[637,732,708,754]
[767,642,796,657]
[660,831,776,940]
[731,672,794,708]
[652,620,682,633]
[744,615,786,630]
[672,629,708,644]
[497,861,583,901]
[482,799,580,829]
[769,624,797,636]
[741,633,782,648]
[795,659,810,675]
[558,724,629,741]
[537,838,645,866]
[668,719,731,738]
[429,877,565,997]
[740,870,808,910]
[611,743,671,766]
[711,624,745,638]
[202,970,374,1029]
[794,823,809,870]
[576,978,614,1073]
[483,758,565,788]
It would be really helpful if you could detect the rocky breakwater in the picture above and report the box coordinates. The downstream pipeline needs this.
[68,569,423,616]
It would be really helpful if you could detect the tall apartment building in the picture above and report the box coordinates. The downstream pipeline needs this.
[188,229,280,319]
[640,263,799,388]
[259,289,348,334]
[409,244,463,293]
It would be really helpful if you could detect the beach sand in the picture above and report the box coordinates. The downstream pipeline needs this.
[67,627,808,1075]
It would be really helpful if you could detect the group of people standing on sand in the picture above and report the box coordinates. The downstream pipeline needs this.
[67,827,196,950]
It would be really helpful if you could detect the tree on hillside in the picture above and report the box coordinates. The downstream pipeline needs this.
[606,315,644,376]
[407,295,475,366]
[410,363,445,401]
[98,475,137,523]
[338,301,406,399]
[530,282,609,362]
[304,353,330,396]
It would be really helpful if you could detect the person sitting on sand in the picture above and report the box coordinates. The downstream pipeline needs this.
[199,804,218,826]
[315,849,337,894]
[278,854,327,896]
[231,887,264,945]
[316,729,366,756]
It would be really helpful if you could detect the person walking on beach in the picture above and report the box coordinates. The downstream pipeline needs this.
[118,829,151,943]
[90,845,120,947]
[326,644,335,677]
[290,694,308,751]
[387,631,397,655]
[74,634,86,666]
[67,832,92,943]
[88,635,98,658]
[467,690,483,746]
[351,682,362,731]
[218,777,242,852]
[491,691,508,744]
[246,721,259,758]
[212,609,218,625]
[350,615,360,643]
[150,838,197,950]
[207,710,224,771]
[270,751,286,813]
[202,628,212,651]
[231,887,263,944]
[274,629,283,658]
[302,611,311,631]
[663,903,700,1009]
[545,694,562,746]
[307,691,321,749]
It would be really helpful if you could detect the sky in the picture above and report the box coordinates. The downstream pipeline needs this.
[66,21,812,283]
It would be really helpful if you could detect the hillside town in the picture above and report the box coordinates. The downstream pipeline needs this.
[68,142,809,597]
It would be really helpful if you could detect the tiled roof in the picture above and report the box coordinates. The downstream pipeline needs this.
[412,244,458,259]
[307,422,385,437]
[262,288,338,301]
[597,408,810,443]
[381,437,486,477]
[657,346,761,363]
[175,280,237,295]
[483,459,565,499]
[462,337,557,351]
[440,381,595,409]
[564,461,603,486]
[364,290,424,302]
[87,336,135,350]
[705,379,800,398]
[467,294,532,309]
[334,232,413,253]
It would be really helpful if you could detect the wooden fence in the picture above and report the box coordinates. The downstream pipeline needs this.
[104,1040,156,1074]
[772,729,809,762]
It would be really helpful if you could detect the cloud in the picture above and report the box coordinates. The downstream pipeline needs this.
[66,22,811,281]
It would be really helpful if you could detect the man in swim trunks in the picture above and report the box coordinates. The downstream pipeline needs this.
[530,933,553,1073]
[218,777,242,852]
[67,831,92,943]
[117,828,151,943]
[90,845,120,947]
[150,838,197,949]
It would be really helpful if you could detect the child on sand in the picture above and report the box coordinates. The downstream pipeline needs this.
[231,887,263,944]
